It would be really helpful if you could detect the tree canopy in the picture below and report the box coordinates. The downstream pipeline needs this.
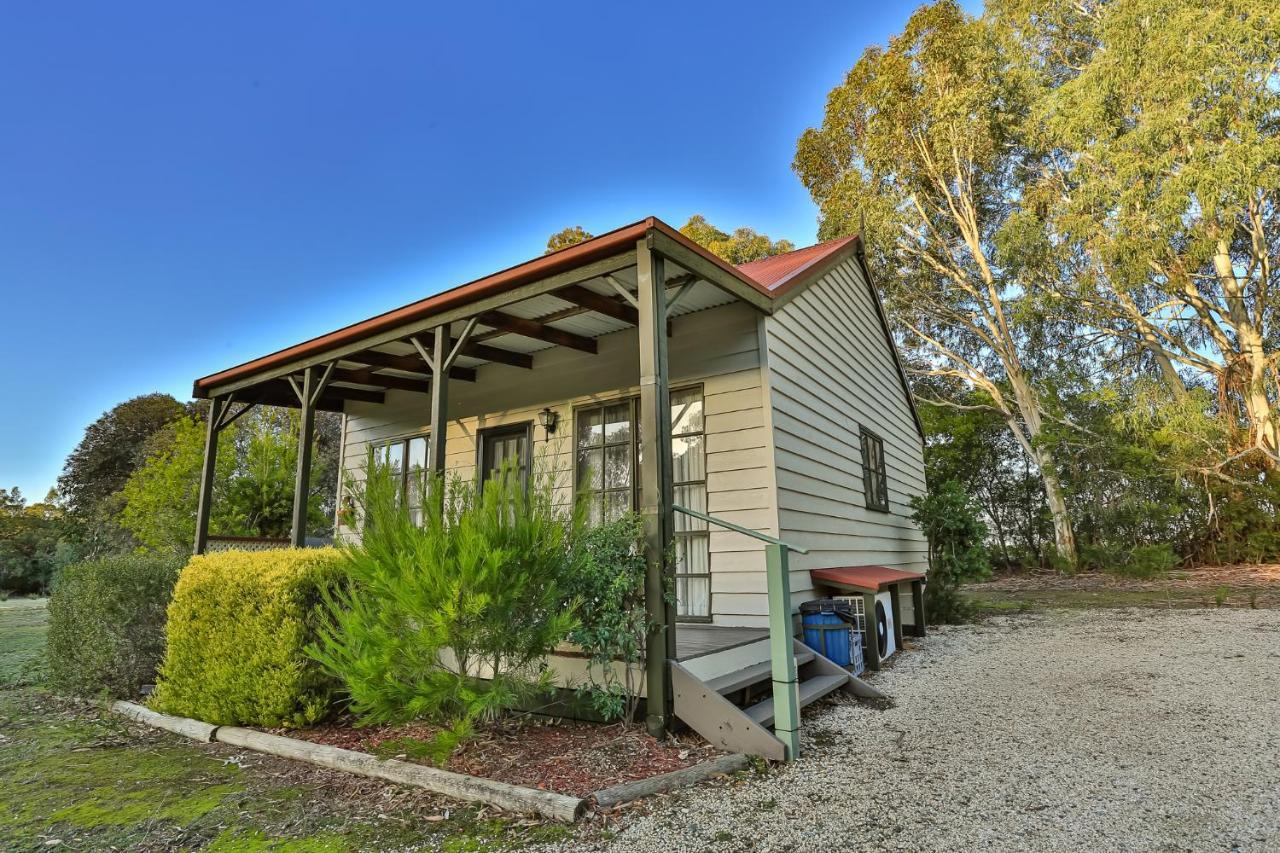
[797,0,1280,570]
[677,215,795,264]
[545,225,594,254]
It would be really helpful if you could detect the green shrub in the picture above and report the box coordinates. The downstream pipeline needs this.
[562,512,649,724]
[911,481,990,624]
[151,547,345,727]
[309,459,578,753]
[46,554,183,698]
[1086,542,1180,578]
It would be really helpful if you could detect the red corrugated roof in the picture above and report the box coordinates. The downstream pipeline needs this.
[736,235,859,292]
[810,565,926,594]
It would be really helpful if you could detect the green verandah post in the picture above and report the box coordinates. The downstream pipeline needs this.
[765,542,801,761]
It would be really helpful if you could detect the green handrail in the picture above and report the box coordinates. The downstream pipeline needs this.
[672,502,804,761]
[672,504,809,554]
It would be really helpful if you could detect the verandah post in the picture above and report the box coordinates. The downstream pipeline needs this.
[637,236,676,738]
[427,325,449,479]
[765,542,801,760]
[193,396,225,555]
[290,366,318,548]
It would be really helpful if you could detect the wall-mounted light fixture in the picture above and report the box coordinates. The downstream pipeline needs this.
[538,407,560,435]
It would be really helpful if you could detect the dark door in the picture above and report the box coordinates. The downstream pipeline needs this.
[479,424,531,490]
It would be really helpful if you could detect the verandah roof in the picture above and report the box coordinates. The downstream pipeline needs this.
[191,216,862,406]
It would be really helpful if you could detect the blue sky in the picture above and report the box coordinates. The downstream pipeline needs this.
[0,1,934,499]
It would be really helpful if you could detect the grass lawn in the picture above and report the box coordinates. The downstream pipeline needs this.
[0,598,573,852]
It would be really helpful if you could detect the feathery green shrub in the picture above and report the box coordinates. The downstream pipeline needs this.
[309,459,579,759]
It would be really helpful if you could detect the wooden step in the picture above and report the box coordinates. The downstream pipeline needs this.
[744,674,848,727]
[704,650,816,696]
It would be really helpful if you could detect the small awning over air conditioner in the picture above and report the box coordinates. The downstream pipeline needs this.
[809,565,925,595]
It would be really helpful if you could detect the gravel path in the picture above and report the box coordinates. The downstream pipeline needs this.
[558,608,1280,852]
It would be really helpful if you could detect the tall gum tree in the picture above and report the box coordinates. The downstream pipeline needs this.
[794,0,1079,566]
[1013,0,1280,466]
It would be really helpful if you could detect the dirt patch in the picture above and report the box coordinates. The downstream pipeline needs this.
[281,717,722,798]
[966,563,1280,611]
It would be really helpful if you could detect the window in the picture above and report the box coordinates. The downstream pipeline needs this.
[478,423,531,491]
[575,400,636,525]
[670,387,710,620]
[860,427,890,512]
[573,387,710,620]
[373,433,428,522]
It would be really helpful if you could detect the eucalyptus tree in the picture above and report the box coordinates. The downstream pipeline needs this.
[794,0,1080,565]
[1028,0,1280,466]
[545,225,593,254]
[677,215,796,264]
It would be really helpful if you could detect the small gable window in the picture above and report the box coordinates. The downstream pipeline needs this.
[860,427,890,513]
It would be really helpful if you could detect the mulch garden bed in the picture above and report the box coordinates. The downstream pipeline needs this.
[274,716,723,798]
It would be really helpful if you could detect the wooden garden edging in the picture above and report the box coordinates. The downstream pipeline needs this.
[111,702,747,821]
[592,752,750,808]
[111,702,583,822]
[111,700,218,742]
[216,726,585,822]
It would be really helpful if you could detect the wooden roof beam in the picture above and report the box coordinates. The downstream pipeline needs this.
[478,311,598,353]
[328,366,432,395]
[251,381,380,411]
[415,331,533,369]
[555,284,639,325]
[344,349,477,382]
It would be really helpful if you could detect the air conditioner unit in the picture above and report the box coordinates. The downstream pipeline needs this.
[835,593,897,660]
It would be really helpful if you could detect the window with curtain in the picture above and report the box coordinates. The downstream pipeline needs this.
[373,433,428,523]
[859,427,890,513]
[575,400,636,525]
[574,387,710,620]
[670,387,709,619]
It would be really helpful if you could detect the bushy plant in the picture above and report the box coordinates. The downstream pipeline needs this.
[911,481,990,624]
[562,512,649,724]
[46,554,183,697]
[151,547,345,727]
[309,459,579,757]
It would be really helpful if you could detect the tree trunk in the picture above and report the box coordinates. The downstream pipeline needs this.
[1212,241,1278,466]
[1144,338,1186,396]
[1007,369,1078,570]
[1036,448,1078,569]
[1241,333,1278,465]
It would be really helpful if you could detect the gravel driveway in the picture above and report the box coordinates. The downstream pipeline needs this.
[559,608,1280,852]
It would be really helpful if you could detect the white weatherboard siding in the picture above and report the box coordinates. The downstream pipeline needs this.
[763,256,929,608]
[337,301,778,627]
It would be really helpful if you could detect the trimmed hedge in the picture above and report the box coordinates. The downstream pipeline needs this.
[151,548,345,727]
[46,554,184,698]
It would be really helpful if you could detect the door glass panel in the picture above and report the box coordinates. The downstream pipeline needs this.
[671,387,710,620]
[481,428,530,490]
[671,388,704,436]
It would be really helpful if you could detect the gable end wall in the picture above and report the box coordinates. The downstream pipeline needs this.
[762,255,929,604]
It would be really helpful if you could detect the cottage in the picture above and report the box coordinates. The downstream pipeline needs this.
[191,217,928,759]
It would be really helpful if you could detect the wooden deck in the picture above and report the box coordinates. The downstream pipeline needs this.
[675,625,768,661]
